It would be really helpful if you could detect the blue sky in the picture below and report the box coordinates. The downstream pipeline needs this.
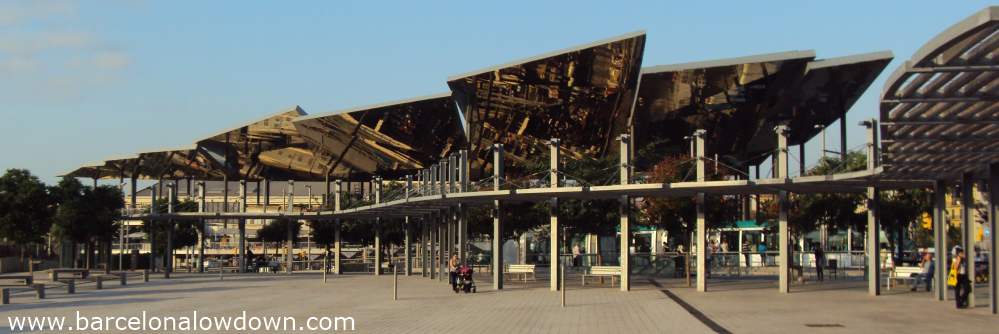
[0,0,994,184]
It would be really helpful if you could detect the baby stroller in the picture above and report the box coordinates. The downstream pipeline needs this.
[456,264,476,293]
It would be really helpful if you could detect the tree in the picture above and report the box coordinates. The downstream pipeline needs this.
[49,178,125,270]
[51,177,90,267]
[0,169,54,266]
[639,155,740,248]
[257,218,301,258]
[309,220,336,253]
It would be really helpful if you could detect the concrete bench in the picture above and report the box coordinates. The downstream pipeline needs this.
[1,284,46,304]
[504,264,536,281]
[581,266,622,287]
[888,266,924,290]
[0,275,34,286]
[49,268,89,281]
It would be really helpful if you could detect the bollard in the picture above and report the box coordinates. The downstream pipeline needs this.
[323,257,328,284]
[560,263,565,308]
[219,267,223,281]
[67,280,76,294]
[120,273,127,286]
[164,270,170,279]
[393,264,398,301]
[34,284,45,299]
[143,269,150,282]
[2,288,9,304]
[96,276,103,290]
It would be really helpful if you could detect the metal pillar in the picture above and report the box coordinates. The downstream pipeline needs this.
[429,214,437,279]
[961,172,975,306]
[263,179,270,212]
[933,180,947,301]
[989,163,999,314]
[197,182,206,273]
[438,213,445,281]
[619,134,632,291]
[238,180,247,273]
[776,125,790,294]
[493,144,505,290]
[404,216,412,276]
[149,187,157,272]
[166,183,175,277]
[549,138,561,291]
[863,119,880,296]
[286,180,294,274]
[694,130,708,292]
[839,114,848,160]
[333,180,342,275]
[374,177,382,276]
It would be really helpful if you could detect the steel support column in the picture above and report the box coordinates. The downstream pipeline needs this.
[934,180,947,301]
[989,164,999,313]
[619,134,632,292]
[286,180,294,274]
[404,216,412,276]
[197,181,206,273]
[961,172,975,306]
[549,138,561,292]
[694,130,708,292]
[166,183,175,277]
[776,125,790,294]
[238,180,247,273]
[863,120,880,296]
[334,180,342,275]
[493,144,505,290]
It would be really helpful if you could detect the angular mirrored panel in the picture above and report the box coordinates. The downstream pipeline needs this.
[448,32,646,178]
[787,52,892,145]
[195,106,319,180]
[293,93,465,181]
[633,51,814,169]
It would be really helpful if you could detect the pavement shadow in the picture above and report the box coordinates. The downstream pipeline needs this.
[0,297,180,312]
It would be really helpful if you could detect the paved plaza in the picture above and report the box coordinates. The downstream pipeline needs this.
[2,272,998,333]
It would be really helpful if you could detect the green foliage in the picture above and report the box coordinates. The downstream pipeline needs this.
[309,220,336,248]
[257,218,301,243]
[51,177,125,244]
[141,198,199,252]
[639,155,741,245]
[0,169,54,248]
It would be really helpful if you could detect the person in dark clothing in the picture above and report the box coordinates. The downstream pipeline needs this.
[814,244,826,282]
[954,247,970,309]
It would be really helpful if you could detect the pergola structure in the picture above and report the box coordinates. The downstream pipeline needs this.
[880,6,999,312]
[61,6,998,313]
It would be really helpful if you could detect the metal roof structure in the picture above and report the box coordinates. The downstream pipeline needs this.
[634,50,892,168]
[881,6,999,180]
[293,93,465,181]
[447,31,646,178]
[64,29,902,189]
[194,106,312,181]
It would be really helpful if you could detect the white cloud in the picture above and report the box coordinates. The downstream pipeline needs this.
[0,0,76,26]
[0,0,134,101]
[0,56,38,73]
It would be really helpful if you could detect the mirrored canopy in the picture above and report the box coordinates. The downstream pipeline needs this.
[194,106,316,181]
[293,93,465,181]
[448,31,646,178]
[633,51,815,168]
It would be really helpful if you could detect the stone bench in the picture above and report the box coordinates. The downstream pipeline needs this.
[0,275,34,286]
[1,284,45,304]
[49,268,89,281]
